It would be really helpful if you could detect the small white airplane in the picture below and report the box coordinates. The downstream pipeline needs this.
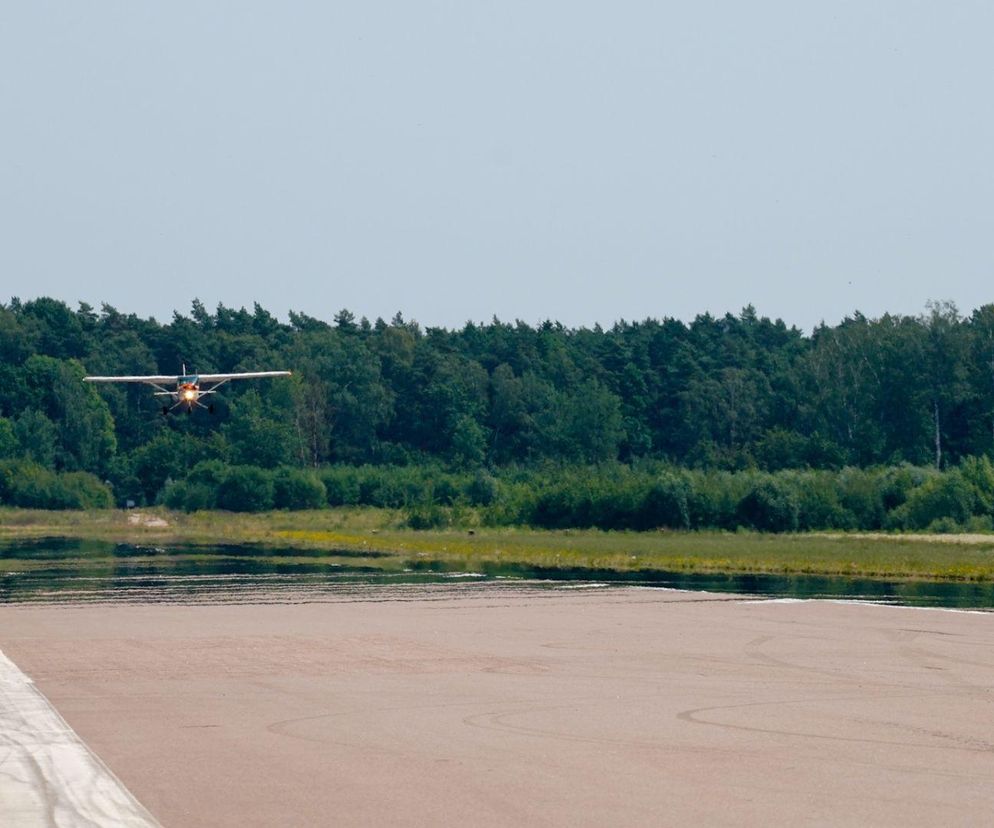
[83,365,292,414]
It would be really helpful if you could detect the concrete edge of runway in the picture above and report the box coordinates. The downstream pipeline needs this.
[0,648,159,827]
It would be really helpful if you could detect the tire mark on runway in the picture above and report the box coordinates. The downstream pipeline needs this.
[885,628,994,690]
[850,715,994,752]
[676,695,994,754]
[741,633,919,690]
[462,705,623,749]
[461,700,744,756]
[901,645,994,671]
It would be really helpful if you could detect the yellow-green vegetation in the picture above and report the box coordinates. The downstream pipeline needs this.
[3,506,994,582]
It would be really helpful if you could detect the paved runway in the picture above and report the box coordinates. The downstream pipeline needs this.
[0,587,992,826]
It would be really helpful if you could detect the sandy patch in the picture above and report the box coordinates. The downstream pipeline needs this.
[814,531,994,544]
[127,512,170,528]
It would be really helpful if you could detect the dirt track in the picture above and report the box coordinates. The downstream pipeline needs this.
[1,588,992,826]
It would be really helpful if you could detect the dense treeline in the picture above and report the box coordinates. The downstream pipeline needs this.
[2,296,994,528]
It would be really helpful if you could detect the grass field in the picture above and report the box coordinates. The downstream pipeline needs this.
[3,507,994,582]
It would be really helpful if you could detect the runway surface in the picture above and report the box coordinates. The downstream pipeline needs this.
[0,586,992,826]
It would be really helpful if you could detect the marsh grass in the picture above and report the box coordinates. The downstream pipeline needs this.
[3,507,994,581]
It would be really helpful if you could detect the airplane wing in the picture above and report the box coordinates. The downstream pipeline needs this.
[196,371,292,382]
[83,375,180,384]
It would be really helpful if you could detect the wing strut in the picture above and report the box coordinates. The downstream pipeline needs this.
[197,378,232,396]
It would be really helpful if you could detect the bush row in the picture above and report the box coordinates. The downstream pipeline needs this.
[8,451,993,533]
[487,460,994,533]
[151,457,994,533]
[162,463,495,513]
[161,462,327,512]
[0,460,113,509]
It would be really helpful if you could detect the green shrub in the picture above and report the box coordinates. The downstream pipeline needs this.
[0,460,18,503]
[429,473,460,506]
[688,471,750,530]
[0,461,112,509]
[187,460,229,489]
[927,516,962,534]
[162,480,216,512]
[888,472,975,530]
[838,468,886,529]
[9,464,70,509]
[466,470,499,506]
[59,472,114,509]
[958,456,994,514]
[0,418,17,460]
[789,471,854,530]
[481,480,533,526]
[217,466,274,512]
[321,466,361,506]
[880,465,932,513]
[596,480,645,530]
[354,465,429,507]
[161,480,189,510]
[635,474,691,529]
[181,482,216,512]
[736,478,800,532]
[406,504,451,529]
[530,484,580,529]
[272,468,326,510]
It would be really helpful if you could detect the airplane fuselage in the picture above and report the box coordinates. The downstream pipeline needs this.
[175,377,202,404]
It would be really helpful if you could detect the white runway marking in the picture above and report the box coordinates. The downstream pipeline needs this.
[741,597,994,614]
[0,650,158,827]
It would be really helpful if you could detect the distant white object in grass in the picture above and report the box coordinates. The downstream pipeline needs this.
[127,512,169,528]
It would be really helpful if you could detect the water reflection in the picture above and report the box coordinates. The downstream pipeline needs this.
[1,539,993,609]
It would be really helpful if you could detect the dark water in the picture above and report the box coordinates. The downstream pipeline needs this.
[1,539,993,609]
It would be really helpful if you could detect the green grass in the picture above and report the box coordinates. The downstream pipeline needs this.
[3,506,994,582]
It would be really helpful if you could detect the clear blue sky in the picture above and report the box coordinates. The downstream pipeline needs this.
[2,2,991,330]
